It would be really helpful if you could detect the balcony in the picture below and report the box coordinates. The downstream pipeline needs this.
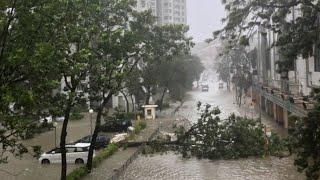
[253,81,314,117]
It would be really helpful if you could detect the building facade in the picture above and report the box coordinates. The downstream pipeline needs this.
[136,0,187,25]
[248,7,320,129]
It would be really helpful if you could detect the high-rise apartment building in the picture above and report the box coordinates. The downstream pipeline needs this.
[136,0,187,25]
[157,0,187,25]
[136,0,157,16]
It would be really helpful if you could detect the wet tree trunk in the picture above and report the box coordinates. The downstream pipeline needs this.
[86,93,112,173]
[120,90,130,113]
[145,86,151,105]
[159,88,167,111]
[60,92,75,180]
[130,95,135,112]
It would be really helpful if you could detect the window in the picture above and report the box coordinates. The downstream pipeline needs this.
[141,0,146,8]
[147,109,152,116]
[66,148,76,153]
[50,148,61,154]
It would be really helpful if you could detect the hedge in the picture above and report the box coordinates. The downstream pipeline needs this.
[67,143,118,180]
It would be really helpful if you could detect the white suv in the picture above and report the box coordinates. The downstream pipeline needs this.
[39,143,94,165]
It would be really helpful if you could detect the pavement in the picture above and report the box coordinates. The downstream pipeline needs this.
[83,118,161,180]
[239,96,288,137]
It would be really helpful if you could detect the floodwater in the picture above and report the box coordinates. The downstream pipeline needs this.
[120,70,305,180]
[0,114,96,180]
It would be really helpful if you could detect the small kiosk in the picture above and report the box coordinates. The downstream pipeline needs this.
[142,105,158,120]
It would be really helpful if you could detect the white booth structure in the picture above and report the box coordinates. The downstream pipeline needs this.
[142,105,158,120]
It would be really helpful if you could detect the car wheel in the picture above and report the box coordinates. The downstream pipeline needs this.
[75,158,84,164]
[41,159,50,165]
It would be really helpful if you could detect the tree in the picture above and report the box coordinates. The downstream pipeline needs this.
[157,55,204,107]
[217,1,320,179]
[0,0,62,163]
[143,103,286,160]
[85,1,156,172]
[138,24,193,105]
[216,44,252,107]
[216,0,320,72]
[289,88,320,180]
[86,2,193,173]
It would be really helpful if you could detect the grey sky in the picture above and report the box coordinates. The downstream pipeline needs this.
[187,0,225,43]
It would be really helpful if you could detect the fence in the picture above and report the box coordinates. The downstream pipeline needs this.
[109,127,159,180]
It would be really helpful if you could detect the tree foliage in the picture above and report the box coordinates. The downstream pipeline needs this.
[0,0,62,163]
[217,0,320,67]
[289,88,320,180]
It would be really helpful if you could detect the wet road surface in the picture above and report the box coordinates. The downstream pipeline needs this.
[120,70,305,180]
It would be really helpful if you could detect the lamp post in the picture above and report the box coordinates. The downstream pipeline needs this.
[53,122,58,147]
[89,109,94,136]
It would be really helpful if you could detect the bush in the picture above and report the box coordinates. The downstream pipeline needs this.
[134,123,142,134]
[92,143,118,168]
[67,144,118,180]
[66,166,88,180]
[70,112,84,121]
[133,121,147,134]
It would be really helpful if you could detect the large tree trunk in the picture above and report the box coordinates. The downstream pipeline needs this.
[159,88,167,111]
[60,92,74,180]
[86,93,112,173]
[130,95,135,112]
[145,92,150,105]
[120,90,130,113]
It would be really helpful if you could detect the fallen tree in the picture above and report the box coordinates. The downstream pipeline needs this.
[136,102,289,160]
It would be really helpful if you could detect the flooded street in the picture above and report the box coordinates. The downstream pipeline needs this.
[0,114,96,180]
[121,70,305,180]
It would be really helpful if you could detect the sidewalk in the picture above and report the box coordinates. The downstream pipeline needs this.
[239,97,288,137]
[83,119,161,180]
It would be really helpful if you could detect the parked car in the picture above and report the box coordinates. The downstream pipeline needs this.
[219,82,224,89]
[201,84,209,92]
[55,116,65,122]
[39,115,53,123]
[39,143,94,165]
[99,117,132,132]
[74,135,110,149]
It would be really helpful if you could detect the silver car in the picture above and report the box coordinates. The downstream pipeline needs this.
[39,143,94,165]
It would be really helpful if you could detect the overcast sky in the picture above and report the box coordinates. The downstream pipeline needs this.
[187,0,225,43]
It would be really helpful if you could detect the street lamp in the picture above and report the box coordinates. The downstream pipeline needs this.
[53,122,58,147]
[89,109,94,136]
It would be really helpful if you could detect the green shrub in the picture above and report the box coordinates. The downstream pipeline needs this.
[134,123,142,134]
[67,166,88,180]
[67,144,118,180]
[133,121,147,134]
[70,112,84,121]
[92,143,118,168]
[139,121,147,130]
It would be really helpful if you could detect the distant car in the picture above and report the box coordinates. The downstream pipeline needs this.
[201,84,209,92]
[55,116,65,122]
[219,82,224,89]
[99,118,132,132]
[39,143,94,165]
[74,135,110,149]
[39,115,53,123]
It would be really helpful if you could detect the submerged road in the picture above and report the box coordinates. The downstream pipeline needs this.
[120,70,305,180]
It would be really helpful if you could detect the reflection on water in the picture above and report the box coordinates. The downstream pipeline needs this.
[120,152,304,180]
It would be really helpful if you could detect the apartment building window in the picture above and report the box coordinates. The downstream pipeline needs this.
[141,0,146,8]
